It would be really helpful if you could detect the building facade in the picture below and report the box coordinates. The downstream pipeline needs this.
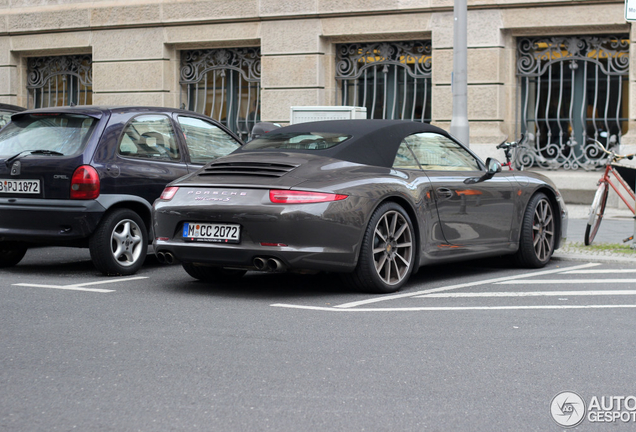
[0,0,633,166]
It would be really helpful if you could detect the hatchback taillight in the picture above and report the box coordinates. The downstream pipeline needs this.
[70,165,100,200]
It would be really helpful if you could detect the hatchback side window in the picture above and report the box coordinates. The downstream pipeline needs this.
[118,115,180,161]
[404,132,480,171]
[177,116,241,164]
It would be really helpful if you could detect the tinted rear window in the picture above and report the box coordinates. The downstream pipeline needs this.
[242,132,350,151]
[0,114,98,157]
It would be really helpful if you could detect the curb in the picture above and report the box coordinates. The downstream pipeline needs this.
[553,252,636,264]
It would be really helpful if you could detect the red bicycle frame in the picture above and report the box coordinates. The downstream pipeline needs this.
[601,164,635,214]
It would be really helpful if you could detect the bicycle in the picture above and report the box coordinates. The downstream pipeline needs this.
[496,134,532,170]
[584,139,636,245]
[496,135,522,170]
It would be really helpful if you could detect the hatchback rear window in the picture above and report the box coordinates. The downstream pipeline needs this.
[0,114,98,157]
[241,132,350,151]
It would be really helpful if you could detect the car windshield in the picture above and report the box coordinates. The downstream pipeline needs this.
[242,132,350,151]
[0,113,98,157]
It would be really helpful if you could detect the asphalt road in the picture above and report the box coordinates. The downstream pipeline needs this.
[2,248,636,431]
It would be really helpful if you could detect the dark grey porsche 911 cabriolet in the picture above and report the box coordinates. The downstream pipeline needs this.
[152,120,567,293]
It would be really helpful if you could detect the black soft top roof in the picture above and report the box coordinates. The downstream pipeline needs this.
[237,119,458,168]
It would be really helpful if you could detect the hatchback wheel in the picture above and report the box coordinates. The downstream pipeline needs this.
[89,209,147,276]
[0,241,27,267]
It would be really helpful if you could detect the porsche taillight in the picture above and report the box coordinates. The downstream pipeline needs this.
[269,190,348,204]
[160,186,179,200]
[70,165,100,200]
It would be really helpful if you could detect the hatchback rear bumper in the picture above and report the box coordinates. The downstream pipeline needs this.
[0,198,105,244]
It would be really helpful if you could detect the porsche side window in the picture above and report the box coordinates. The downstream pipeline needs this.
[392,141,421,170]
[118,115,180,161]
[177,116,241,164]
[405,133,480,171]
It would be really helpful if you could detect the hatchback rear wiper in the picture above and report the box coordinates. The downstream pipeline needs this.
[5,149,64,166]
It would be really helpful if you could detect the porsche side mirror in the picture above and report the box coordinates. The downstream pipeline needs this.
[486,157,503,175]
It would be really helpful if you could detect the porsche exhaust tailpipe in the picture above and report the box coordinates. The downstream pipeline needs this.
[156,250,175,264]
[253,257,267,271]
[164,252,175,264]
[266,258,285,272]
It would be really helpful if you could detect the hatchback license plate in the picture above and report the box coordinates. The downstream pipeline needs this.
[183,222,240,243]
[0,179,40,194]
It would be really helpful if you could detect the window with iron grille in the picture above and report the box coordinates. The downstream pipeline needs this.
[516,35,629,170]
[336,41,432,122]
[180,48,261,141]
[27,55,93,109]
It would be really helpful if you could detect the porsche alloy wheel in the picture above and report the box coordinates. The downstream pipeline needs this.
[514,193,555,268]
[90,209,147,276]
[345,202,415,293]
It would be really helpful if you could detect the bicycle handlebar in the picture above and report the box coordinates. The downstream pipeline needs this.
[591,139,636,162]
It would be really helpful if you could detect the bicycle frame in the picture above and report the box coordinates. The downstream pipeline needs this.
[600,164,635,214]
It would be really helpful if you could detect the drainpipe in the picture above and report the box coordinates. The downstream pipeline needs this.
[450,0,469,147]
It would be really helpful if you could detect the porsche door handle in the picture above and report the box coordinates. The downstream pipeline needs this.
[436,187,454,199]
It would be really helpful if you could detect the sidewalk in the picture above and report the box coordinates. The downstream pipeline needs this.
[553,204,636,263]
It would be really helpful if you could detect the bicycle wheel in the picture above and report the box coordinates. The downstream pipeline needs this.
[584,182,609,245]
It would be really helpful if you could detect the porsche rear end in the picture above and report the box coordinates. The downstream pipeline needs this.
[152,157,367,273]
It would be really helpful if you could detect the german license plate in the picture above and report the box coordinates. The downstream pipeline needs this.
[182,222,240,243]
[0,179,40,194]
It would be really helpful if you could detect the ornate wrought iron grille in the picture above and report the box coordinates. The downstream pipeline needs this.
[336,41,432,122]
[516,35,629,170]
[180,48,261,140]
[27,55,93,109]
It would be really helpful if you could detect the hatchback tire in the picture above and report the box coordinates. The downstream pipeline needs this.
[0,241,27,267]
[89,208,147,276]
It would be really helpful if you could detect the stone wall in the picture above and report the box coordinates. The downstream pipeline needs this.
[0,0,631,160]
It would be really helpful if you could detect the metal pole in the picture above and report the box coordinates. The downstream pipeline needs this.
[450,0,470,146]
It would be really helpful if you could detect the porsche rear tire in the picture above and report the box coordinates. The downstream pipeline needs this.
[182,262,247,283]
[344,202,415,294]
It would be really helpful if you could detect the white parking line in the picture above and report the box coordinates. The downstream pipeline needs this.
[497,279,636,285]
[417,290,636,298]
[12,276,148,293]
[271,304,636,312]
[331,262,600,309]
[561,269,636,274]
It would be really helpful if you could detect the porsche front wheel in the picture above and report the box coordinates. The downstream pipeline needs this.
[513,192,555,268]
[345,202,415,294]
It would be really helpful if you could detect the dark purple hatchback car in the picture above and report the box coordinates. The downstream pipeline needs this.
[0,106,242,275]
